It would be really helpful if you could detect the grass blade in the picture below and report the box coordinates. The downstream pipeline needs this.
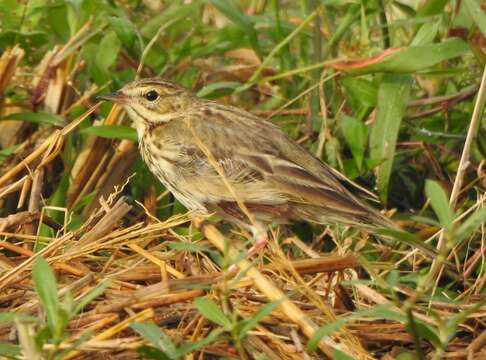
[175,328,224,357]
[238,300,282,339]
[0,112,66,126]
[32,257,61,338]
[336,39,469,75]
[370,74,412,203]
[72,280,110,316]
[131,322,178,359]
[425,180,454,233]
[80,125,138,141]
[341,115,368,171]
[464,0,486,37]
[193,297,232,330]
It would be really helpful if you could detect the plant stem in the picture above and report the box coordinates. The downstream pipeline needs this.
[406,308,426,360]
[377,0,390,48]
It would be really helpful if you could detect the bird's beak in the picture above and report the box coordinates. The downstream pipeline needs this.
[95,92,128,104]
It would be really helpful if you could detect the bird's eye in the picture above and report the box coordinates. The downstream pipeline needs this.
[145,90,159,101]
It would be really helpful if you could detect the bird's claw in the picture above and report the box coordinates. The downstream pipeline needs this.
[226,232,268,274]
[247,234,268,257]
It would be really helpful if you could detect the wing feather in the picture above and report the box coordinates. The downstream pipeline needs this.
[182,104,381,224]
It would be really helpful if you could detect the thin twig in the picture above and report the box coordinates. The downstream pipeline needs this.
[406,85,479,120]
[427,65,486,298]
[316,69,329,158]
[136,18,179,77]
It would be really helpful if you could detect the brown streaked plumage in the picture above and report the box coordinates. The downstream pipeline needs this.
[97,77,432,257]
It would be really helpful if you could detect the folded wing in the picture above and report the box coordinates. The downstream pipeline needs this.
[180,104,390,228]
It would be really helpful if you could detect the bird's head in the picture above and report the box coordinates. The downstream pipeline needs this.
[97,78,194,131]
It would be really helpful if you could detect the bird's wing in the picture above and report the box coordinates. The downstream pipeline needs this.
[183,105,375,218]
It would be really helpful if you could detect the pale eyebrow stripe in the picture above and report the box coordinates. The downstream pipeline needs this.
[139,80,180,89]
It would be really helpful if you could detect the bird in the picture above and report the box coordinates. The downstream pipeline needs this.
[97,77,432,258]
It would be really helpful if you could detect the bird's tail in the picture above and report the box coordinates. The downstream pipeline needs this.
[293,203,437,258]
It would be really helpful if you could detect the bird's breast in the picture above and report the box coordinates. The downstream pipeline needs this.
[138,136,208,213]
[139,137,178,177]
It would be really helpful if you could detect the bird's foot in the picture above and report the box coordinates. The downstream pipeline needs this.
[227,231,268,274]
[247,233,268,257]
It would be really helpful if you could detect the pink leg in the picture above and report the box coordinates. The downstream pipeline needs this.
[247,232,268,257]
[227,225,268,274]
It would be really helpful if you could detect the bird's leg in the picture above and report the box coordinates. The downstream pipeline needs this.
[228,223,268,273]
[247,228,268,257]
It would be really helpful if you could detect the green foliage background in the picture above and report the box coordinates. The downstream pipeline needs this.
[0,0,485,358]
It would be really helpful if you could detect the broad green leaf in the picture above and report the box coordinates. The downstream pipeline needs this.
[80,125,137,142]
[392,1,416,16]
[411,22,439,45]
[425,180,454,233]
[464,0,486,37]
[456,206,486,242]
[95,31,121,72]
[418,0,448,16]
[131,322,178,359]
[341,77,377,107]
[359,2,369,47]
[193,297,232,330]
[386,270,400,287]
[325,137,341,168]
[108,16,137,48]
[210,0,260,54]
[47,2,70,42]
[370,74,412,203]
[238,300,282,339]
[32,257,62,338]
[339,39,469,75]
[341,115,368,171]
[0,111,66,126]
[405,315,441,347]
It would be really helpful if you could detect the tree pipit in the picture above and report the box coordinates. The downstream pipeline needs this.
[98,78,432,264]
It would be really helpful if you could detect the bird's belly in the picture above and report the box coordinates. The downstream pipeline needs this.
[140,144,208,213]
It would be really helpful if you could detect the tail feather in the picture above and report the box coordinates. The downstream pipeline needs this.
[291,203,438,258]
